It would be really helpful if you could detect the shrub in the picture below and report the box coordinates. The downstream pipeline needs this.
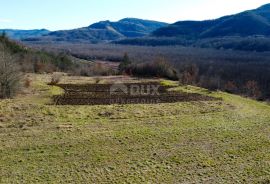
[24,77,32,88]
[126,57,179,80]
[48,73,62,85]
[244,80,261,99]
[0,51,22,98]
[224,81,238,93]
[179,64,199,85]
[55,53,73,71]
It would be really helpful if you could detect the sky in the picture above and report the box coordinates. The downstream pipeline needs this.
[0,0,269,31]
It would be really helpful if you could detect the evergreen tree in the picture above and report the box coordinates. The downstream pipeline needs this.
[118,53,131,73]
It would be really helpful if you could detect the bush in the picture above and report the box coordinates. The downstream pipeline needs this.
[0,51,22,98]
[179,64,199,85]
[224,81,238,93]
[48,73,62,85]
[244,80,261,99]
[24,77,32,88]
[126,57,179,80]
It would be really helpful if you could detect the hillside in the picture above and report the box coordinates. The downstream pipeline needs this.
[90,18,168,37]
[0,29,50,40]
[23,18,168,43]
[0,74,269,183]
[9,4,270,51]
[0,35,73,73]
[153,4,270,38]
[116,4,270,51]
[28,42,270,100]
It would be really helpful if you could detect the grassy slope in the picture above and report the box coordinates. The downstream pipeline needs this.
[0,74,269,184]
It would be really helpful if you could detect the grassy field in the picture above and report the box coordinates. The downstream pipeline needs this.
[0,74,269,183]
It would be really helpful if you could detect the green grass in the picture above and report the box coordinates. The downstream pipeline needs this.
[0,75,269,183]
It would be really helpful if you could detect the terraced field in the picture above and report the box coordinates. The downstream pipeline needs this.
[0,74,269,183]
[53,83,218,105]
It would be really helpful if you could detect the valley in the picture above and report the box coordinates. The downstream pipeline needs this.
[1,2,270,183]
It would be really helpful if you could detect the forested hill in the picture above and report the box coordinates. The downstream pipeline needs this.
[0,29,50,40]
[23,18,168,43]
[153,4,270,38]
[116,4,270,52]
[0,34,73,73]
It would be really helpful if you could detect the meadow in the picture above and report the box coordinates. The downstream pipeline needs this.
[0,74,269,183]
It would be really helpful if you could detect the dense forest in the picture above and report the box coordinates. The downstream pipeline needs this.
[115,36,270,52]
[115,4,270,52]
[28,42,270,100]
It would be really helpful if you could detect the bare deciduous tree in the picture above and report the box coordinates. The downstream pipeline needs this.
[0,51,22,99]
[244,80,261,99]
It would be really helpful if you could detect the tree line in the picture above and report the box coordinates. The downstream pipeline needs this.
[118,52,269,100]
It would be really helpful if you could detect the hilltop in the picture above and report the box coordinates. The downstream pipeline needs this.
[90,18,168,37]
[12,3,270,51]
[153,4,270,38]
[116,4,270,51]
[23,18,168,43]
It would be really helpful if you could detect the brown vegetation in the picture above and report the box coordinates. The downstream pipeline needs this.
[28,43,270,100]
[53,82,218,105]
[0,51,22,98]
[48,73,62,85]
[125,56,179,80]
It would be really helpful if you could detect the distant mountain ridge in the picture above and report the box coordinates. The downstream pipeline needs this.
[90,18,168,37]
[6,3,270,51]
[115,4,270,51]
[0,29,50,40]
[23,18,168,43]
[153,4,270,38]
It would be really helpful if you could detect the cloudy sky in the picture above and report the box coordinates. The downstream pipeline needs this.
[0,0,269,30]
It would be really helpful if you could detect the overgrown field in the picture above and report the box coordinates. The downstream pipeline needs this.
[0,74,269,183]
[53,83,217,105]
